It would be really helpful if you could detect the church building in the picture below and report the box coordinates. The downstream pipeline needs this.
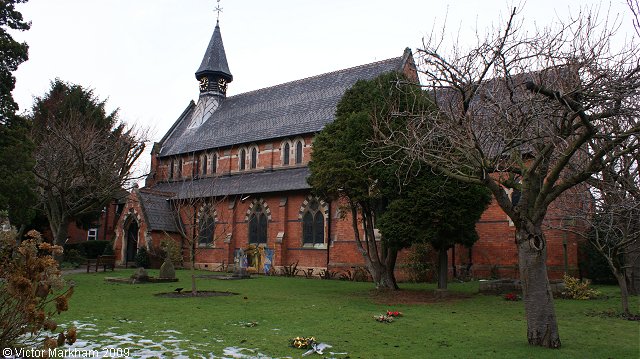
[113,19,582,280]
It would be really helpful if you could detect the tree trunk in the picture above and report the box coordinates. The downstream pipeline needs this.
[52,218,69,245]
[385,248,399,290]
[516,225,561,348]
[191,247,197,296]
[437,248,448,290]
[613,269,631,316]
[379,268,397,289]
[367,260,397,290]
[16,224,26,243]
[349,205,398,290]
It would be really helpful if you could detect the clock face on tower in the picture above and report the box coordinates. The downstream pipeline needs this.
[218,78,227,93]
[199,77,209,91]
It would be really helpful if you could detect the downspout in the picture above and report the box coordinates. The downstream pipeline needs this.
[451,245,456,278]
[562,233,568,275]
[102,204,109,241]
[326,201,331,269]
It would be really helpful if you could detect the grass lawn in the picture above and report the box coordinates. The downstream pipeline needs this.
[58,269,639,358]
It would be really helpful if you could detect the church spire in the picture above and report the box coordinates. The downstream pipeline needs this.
[195,5,232,97]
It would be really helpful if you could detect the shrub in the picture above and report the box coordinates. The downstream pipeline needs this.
[319,269,338,280]
[280,262,299,277]
[340,267,371,282]
[102,242,114,255]
[149,238,183,269]
[135,247,150,268]
[579,241,616,284]
[0,229,76,351]
[405,243,433,282]
[160,238,182,266]
[562,274,602,300]
[63,240,110,259]
[62,248,85,266]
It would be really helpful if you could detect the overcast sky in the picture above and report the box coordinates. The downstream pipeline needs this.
[9,0,636,175]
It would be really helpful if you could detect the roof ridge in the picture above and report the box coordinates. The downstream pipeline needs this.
[138,188,176,197]
[226,55,403,99]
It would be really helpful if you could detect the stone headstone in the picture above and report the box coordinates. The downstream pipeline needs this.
[131,267,149,282]
[232,248,249,278]
[240,248,248,269]
[159,256,176,279]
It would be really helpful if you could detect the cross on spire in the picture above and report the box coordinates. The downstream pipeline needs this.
[214,0,223,22]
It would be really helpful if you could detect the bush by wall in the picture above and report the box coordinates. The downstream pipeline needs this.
[64,240,111,260]
[580,241,616,284]
[404,243,434,283]
[135,247,150,268]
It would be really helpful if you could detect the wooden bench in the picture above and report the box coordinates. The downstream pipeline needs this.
[86,255,116,273]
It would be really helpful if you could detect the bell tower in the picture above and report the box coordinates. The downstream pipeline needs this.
[195,2,232,98]
[188,3,232,129]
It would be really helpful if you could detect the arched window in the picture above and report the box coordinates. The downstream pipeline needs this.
[295,141,303,164]
[202,155,208,176]
[239,149,246,170]
[302,199,324,245]
[250,147,258,169]
[249,204,268,244]
[283,142,290,166]
[198,215,215,247]
[211,153,217,174]
[193,155,200,177]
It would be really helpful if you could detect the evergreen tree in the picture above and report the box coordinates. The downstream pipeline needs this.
[309,72,489,289]
[31,79,145,245]
[0,0,35,233]
[309,72,411,289]
[0,0,29,124]
[377,172,491,290]
[0,115,36,230]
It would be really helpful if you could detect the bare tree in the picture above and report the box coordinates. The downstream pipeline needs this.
[556,145,639,316]
[31,80,146,245]
[164,165,229,296]
[373,6,640,348]
[629,0,640,36]
[33,111,145,245]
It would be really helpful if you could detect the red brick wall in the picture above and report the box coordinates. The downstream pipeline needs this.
[154,135,315,183]
[138,149,585,281]
[120,185,583,281]
[62,199,121,244]
[452,196,582,280]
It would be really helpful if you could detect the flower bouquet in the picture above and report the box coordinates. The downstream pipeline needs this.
[504,292,521,301]
[386,310,403,317]
[291,336,316,349]
[373,314,395,323]
[290,336,332,356]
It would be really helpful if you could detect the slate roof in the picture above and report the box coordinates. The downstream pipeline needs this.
[159,50,410,157]
[151,167,311,200]
[136,189,180,232]
[195,21,232,81]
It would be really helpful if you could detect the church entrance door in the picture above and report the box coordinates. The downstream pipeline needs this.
[126,220,139,266]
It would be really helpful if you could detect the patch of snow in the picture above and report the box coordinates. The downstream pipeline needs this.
[56,320,346,359]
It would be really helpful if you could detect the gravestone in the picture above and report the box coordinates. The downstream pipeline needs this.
[131,267,150,282]
[159,256,176,279]
[232,248,249,278]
